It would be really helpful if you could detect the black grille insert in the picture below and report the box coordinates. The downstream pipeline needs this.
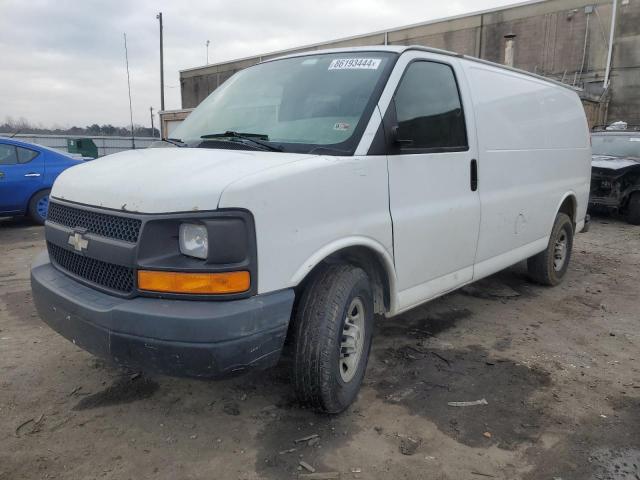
[48,243,135,294]
[47,202,142,243]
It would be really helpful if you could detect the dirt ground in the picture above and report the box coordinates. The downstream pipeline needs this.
[1,215,639,480]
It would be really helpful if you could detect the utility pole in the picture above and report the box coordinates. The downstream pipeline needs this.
[156,12,165,111]
[150,107,155,137]
[206,40,210,64]
[123,33,135,149]
[603,0,617,89]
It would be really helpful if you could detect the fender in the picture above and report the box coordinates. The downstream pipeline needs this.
[553,191,578,229]
[289,236,398,315]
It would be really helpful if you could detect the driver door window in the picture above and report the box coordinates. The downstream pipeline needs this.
[394,61,468,152]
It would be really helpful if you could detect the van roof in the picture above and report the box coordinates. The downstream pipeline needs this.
[268,45,579,92]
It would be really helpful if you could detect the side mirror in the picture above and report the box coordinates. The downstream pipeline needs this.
[391,125,412,145]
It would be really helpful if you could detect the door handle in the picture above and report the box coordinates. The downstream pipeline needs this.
[470,159,478,192]
[24,172,41,177]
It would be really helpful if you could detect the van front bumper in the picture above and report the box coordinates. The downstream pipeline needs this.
[30,251,295,379]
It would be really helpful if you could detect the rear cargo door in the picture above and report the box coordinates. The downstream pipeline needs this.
[382,54,481,311]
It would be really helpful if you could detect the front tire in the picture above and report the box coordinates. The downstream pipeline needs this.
[28,189,51,225]
[527,213,574,286]
[292,264,374,414]
[625,192,640,225]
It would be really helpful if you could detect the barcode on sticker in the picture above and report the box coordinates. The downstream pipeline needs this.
[329,58,381,70]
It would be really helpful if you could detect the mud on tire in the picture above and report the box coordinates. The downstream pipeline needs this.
[527,212,574,286]
[291,263,374,414]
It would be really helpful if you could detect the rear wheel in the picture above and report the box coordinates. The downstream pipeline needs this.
[527,213,573,286]
[625,192,640,225]
[28,189,51,225]
[292,264,374,413]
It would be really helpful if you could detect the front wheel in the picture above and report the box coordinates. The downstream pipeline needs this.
[292,264,374,413]
[527,212,574,286]
[28,189,51,225]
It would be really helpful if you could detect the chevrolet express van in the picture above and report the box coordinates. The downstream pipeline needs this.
[31,46,591,413]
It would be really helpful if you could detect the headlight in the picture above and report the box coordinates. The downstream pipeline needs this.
[179,223,208,259]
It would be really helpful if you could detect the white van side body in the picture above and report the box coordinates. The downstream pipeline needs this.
[218,47,591,315]
[465,61,590,278]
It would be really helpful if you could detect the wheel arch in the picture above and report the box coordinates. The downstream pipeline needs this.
[290,237,397,315]
[25,187,52,213]
[621,186,640,208]
[555,192,578,227]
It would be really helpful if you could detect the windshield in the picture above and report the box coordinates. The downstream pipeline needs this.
[592,134,640,158]
[172,52,396,154]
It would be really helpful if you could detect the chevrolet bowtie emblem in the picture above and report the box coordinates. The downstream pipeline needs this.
[68,232,89,252]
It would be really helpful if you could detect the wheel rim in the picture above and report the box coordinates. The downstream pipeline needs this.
[339,297,365,383]
[553,230,568,271]
[36,195,49,220]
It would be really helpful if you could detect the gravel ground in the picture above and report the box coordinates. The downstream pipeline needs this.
[0,215,639,480]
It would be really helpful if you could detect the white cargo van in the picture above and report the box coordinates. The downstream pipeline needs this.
[31,46,591,413]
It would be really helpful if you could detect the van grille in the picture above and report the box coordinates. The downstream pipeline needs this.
[47,242,135,294]
[47,202,142,243]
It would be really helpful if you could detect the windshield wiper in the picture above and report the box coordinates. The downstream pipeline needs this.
[307,145,352,156]
[200,131,283,152]
[162,137,186,147]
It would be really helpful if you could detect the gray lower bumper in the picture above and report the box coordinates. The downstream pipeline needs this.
[30,251,295,378]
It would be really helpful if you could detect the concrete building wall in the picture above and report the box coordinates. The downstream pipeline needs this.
[180,0,640,125]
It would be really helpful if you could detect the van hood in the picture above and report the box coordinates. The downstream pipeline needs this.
[51,147,313,213]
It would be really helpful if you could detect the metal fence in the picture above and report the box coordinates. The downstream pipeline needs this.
[0,134,157,157]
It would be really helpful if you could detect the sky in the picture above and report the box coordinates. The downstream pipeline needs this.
[0,0,525,129]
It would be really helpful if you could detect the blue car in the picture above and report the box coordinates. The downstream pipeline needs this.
[0,137,83,224]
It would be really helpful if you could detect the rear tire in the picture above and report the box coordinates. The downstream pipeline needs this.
[625,192,640,225]
[28,189,51,225]
[527,213,573,286]
[292,264,374,414]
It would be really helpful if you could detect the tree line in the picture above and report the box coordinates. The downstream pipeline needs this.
[1,117,159,138]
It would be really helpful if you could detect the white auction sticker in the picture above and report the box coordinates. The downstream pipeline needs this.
[629,138,640,142]
[328,58,381,70]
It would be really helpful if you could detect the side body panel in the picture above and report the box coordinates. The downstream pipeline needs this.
[376,52,481,313]
[218,150,394,306]
[0,140,83,215]
[461,62,591,279]
[42,150,81,193]
[0,142,44,214]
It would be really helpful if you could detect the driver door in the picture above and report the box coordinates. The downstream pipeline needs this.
[383,54,481,311]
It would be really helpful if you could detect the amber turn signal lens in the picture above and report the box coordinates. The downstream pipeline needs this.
[138,270,250,294]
